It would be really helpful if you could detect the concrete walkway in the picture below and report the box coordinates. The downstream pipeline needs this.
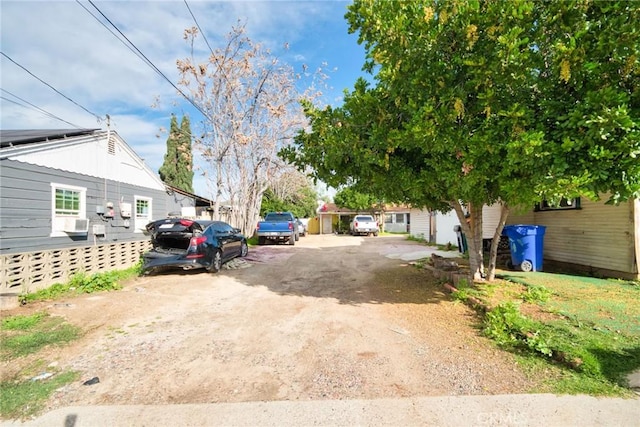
[3,394,639,427]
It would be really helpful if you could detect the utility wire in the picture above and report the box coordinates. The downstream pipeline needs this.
[1,51,103,121]
[75,0,151,69]
[1,89,83,128]
[184,0,214,54]
[82,0,211,120]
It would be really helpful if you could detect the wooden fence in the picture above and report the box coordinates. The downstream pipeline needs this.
[0,240,151,294]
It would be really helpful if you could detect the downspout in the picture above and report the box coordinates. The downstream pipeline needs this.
[104,115,111,202]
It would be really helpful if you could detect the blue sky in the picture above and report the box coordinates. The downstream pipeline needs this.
[0,0,368,196]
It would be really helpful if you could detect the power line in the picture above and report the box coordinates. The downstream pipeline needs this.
[1,88,83,128]
[184,0,214,55]
[82,0,211,121]
[0,51,103,121]
[75,0,151,68]
[183,0,245,122]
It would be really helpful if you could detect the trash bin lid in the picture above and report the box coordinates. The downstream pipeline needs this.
[503,224,546,236]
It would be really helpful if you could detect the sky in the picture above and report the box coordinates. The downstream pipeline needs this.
[0,0,369,197]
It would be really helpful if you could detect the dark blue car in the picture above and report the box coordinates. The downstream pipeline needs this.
[142,218,248,274]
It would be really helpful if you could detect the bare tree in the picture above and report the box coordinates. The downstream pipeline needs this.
[176,22,324,235]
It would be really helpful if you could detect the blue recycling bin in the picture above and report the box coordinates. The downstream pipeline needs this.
[502,225,546,272]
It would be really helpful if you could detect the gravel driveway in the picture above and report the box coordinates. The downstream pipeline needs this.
[6,234,640,426]
[5,235,538,417]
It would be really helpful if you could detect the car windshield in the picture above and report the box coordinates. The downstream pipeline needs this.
[355,216,373,221]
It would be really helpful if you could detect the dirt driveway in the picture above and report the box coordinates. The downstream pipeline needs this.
[9,235,539,411]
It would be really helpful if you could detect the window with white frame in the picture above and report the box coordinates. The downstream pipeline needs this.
[50,183,86,236]
[134,196,152,232]
[535,197,581,211]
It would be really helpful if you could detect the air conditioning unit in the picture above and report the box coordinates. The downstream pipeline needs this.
[63,218,89,234]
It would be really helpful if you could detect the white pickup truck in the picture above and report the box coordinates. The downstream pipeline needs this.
[349,215,379,236]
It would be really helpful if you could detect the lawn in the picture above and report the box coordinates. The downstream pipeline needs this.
[453,270,640,396]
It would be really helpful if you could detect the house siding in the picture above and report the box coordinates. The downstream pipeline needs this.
[482,204,503,239]
[434,210,460,246]
[6,132,165,191]
[383,211,410,233]
[0,159,179,254]
[409,209,458,245]
[409,208,430,241]
[507,197,638,276]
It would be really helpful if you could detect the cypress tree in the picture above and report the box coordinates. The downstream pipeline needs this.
[177,115,194,193]
[158,114,179,186]
[159,114,194,194]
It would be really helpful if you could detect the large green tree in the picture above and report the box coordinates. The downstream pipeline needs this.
[260,171,318,219]
[159,114,194,193]
[334,186,379,213]
[283,0,639,281]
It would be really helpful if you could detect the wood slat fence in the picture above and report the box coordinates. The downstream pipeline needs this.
[0,240,151,294]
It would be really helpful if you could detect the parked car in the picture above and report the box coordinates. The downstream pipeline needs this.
[142,218,248,274]
[296,219,307,237]
[256,211,299,245]
[349,215,379,236]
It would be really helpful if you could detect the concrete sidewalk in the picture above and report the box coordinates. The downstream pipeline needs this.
[3,394,639,427]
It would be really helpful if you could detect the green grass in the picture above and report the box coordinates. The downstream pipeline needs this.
[454,271,640,396]
[19,262,142,304]
[1,313,83,420]
[1,313,82,360]
[1,370,79,420]
[2,312,47,330]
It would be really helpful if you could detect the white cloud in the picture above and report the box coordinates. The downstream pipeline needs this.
[1,0,365,196]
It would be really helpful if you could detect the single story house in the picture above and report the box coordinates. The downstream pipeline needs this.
[410,204,503,248]
[311,202,411,235]
[0,128,199,292]
[382,205,411,233]
[409,198,639,279]
[314,202,366,234]
[506,196,639,280]
[165,185,219,219]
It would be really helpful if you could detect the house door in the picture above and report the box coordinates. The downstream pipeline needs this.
[322,216,333,234]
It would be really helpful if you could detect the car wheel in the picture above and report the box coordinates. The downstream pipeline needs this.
[207,250,222,273]
[240,241,248,257]
[295,233,299,241]
[289,234,295,245]
[258,236,266,245]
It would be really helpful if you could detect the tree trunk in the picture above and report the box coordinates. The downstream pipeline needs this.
[486,203,510,281]
[211,156,223,221]
[450,201,485,282]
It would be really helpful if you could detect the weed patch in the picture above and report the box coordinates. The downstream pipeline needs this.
[1,370,79,420]
[1,313,82,360]
[19,262,141,304]
[455,272,640,396]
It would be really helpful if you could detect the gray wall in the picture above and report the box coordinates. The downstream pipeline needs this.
[0,160,186,254]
